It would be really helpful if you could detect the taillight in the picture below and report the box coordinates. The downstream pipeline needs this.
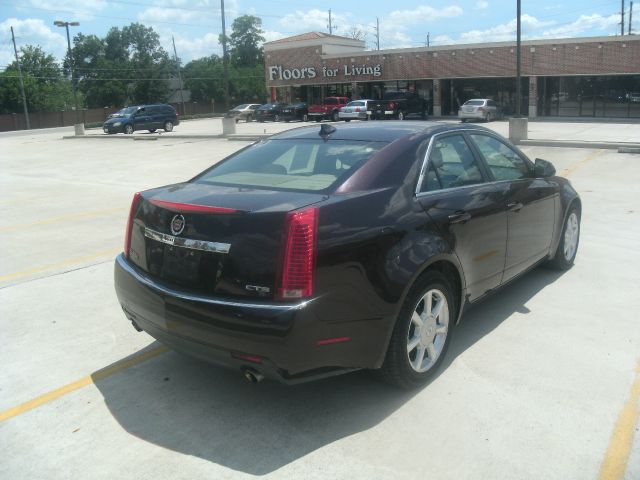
[277,207,318,300]
[389,101,396,109]
[124,192,141,259]
[355,107,361,112]
[478,107,486,113]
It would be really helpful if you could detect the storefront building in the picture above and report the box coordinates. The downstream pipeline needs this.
[264,32,640,118]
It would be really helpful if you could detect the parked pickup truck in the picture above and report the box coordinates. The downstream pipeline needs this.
[371,91,428,120]
[307,96,350,122]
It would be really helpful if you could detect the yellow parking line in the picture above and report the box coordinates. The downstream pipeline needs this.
[560,149,604,177]
[598,359,640,480]
[0,346,168,423]
[0,247,122,282]
[1,207,127,233]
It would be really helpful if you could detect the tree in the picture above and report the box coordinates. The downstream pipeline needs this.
[183,55,225,103]
[71,23,173,108]
[0,45,76,113]
[223,15,265,68]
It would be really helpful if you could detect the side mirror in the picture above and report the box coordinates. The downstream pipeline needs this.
[534,158,556,177]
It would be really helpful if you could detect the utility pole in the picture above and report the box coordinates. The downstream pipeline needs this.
[516,0,522,117]
[375,17,380,50]
[621,0,625,35]
[630,1,634,34]
[54,20,80,124]
[220,0,230,112]
[10,26,30,129]
[171,36,186,116]
[427,32,430,47]
[328,9,333,34]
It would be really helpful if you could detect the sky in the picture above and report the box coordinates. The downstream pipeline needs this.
[1,0,637,68]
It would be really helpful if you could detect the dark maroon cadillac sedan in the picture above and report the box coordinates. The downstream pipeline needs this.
[114,122,580,388]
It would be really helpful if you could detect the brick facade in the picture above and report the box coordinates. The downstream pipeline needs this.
[265,36,640,88]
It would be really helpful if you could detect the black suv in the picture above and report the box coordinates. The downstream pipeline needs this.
[103,104,179,134]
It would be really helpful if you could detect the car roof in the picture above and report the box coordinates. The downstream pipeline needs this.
[269,121,494,142]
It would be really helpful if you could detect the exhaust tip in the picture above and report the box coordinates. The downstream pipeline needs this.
[242,368,264,383]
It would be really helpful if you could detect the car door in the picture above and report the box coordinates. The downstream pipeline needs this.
[416,133,507,301]
[132,107,150,130]
[467,132,557,283]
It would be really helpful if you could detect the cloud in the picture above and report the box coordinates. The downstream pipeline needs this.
[25,0,108,21]
[432,14,555,44]
[279,9,350,33]
[387,5,464,25]
[475,1,489,9]
[542,14,619,37]
[0,18,68,66]
[172,32,222,61]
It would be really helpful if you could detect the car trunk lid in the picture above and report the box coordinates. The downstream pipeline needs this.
[127,183,325,301]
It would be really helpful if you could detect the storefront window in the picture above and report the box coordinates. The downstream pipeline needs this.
[538,75,640,118]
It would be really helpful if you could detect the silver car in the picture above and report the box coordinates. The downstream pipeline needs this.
[458,99,501,122]
[339,100,374,121]
[226,104,262,123]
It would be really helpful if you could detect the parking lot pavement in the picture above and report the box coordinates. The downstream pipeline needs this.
[77,116,640,144]
[1,127,639,479]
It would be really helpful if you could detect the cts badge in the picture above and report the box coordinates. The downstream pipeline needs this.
[170,214,185,235]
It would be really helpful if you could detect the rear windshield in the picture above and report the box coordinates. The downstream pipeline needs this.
[464,100,485,106]
[348,101,366,107]
[195,139,387,192]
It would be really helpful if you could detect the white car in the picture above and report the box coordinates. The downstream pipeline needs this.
[339,100,374,121]
[458,99,502,122]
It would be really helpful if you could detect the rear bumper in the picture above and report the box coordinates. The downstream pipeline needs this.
[458,111,485,120]
[114,254,386,383]
[339,112,369,120]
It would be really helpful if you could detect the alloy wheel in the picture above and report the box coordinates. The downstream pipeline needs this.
[563,212,579,261]
[406,288,449,373]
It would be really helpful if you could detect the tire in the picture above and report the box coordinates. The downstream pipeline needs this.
[163,121,174,132]
[148,128,156,133]
[332,111,339,122]
[397,111,405,121]
[460,119,467,123]
[344,119,351,122]
[274,114,280,122]
[246,114,252,122]
[315,117,321,123]
[123,124,134,134]
[378,271,455,389]
[302,114,308,122]
[485,112,492,122]
[548,206,580,270]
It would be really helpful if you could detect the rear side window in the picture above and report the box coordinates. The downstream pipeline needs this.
[196,139,387,192]
[469,134,531,181]
[421,134,484,192]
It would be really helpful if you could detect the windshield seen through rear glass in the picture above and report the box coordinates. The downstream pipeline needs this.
[195,139,387,192]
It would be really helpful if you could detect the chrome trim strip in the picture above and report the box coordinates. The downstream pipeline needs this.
[116,254,308,311]
[144,227,231,254]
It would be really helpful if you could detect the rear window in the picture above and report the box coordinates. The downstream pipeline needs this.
[348,101,366,107]
[195,139,387,192]
[464,100,485,106]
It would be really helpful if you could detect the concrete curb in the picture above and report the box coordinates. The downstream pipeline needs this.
[63,134,640,150]
[516,139,640,150]
[63,134,225,140]
[63,133,269,142]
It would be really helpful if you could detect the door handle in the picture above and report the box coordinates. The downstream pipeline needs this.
[507,202,524,212]
[448,211,471,224]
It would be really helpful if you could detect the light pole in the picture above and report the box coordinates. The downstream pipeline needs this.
[54,20,80,124]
